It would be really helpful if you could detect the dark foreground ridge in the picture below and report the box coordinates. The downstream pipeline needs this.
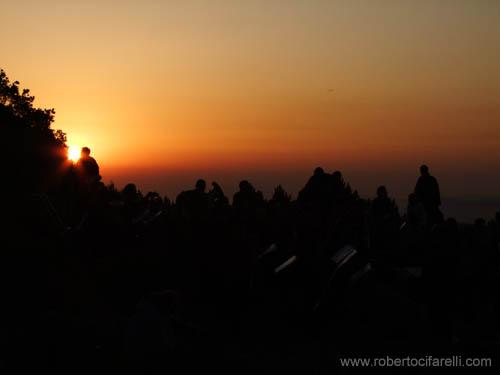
[2,70,500,372]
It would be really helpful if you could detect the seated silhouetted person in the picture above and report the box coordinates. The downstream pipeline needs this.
[194,179,207,197]
[297,167,330,205]
[369,186,400,250]
[330,170,344,196]
[371,185,399,220]
[233,180,264,217]
[414,164,442,227]
[209,181,229,208]
[176,179,209,220]
[330,170,358,209]
[76,147,101,184]
[121,183,143,222]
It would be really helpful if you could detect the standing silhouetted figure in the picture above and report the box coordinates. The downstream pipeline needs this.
[76,147,101,184]
[414,165,442,227]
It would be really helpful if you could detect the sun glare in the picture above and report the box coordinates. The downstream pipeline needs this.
[68,145,81,162]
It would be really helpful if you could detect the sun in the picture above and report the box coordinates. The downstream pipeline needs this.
[67,145,81,162]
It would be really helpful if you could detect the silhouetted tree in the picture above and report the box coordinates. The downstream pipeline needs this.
[0,69,67,195]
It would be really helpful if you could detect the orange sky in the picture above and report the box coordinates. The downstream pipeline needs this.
[1,0,500,200]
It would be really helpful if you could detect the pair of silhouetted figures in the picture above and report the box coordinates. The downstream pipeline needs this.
[175,178,265,220]
[365,164,442,233]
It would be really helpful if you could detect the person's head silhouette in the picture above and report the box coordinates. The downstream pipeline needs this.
[239,180,254,193]
[122,183,138,201]
[314,167,324,176]
[195,179,206,193]
[81,147,91,158]
[420,164,429,176]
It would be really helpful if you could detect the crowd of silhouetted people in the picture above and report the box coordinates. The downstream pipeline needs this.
[4,69,500,371]
[2,146,500,372]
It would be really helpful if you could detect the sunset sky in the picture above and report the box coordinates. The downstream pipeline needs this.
[2,0,500,208]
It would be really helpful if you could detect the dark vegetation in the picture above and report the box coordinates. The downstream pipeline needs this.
[1,70,500,372]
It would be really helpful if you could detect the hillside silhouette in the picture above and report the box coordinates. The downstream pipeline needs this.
[2,69,500,372]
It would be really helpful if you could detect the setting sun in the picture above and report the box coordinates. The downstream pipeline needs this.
[68,145,81,162]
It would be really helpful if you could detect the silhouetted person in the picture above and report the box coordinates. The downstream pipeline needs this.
[176,179,209,220]
[329,170,359,213]
[233,180,264,214]
[208,181,229,208]
[371,185,399,220]
[414,165,442,227]
[121,183,143,222]
[75,147,101,184]
[368,186,400,252]
[298,167,330,204]
[73,147,103,214]
[122,183,140,203]
[330,170,344,197]
[195,178,206,194]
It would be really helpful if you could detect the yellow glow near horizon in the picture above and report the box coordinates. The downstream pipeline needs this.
[68,145,81,162]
